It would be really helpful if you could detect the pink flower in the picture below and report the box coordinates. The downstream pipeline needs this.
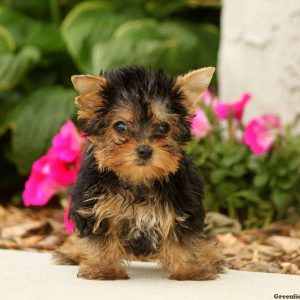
[244,114,282,156]
[52,120,82,163]
[49,153,80,186]
[23,120,84,207]
[191,108,212,140]
[22,153,63,206]
[215,92,251,122]
[64,197,75,234]
[201,90,218,109]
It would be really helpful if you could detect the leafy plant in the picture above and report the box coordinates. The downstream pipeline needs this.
[61,1,219,75]
[0,0,220,202]
[187,92,300,228]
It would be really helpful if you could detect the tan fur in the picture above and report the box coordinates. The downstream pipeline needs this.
[72,74,106,95]
[158,236,225,280]
[177,67,215,117]
[54,195,190,280]
[150,100,190,142]
[54,234,129,280]
[91,126,182,184]
[55,191,225,280]
[76,85,186,184]
[150,101,171,122]
[54,185,224,280]
[53,234,84,265]
[75,92,103,121]
[77,191,184,243]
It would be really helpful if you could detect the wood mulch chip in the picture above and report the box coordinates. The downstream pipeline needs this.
[0,205,67,251]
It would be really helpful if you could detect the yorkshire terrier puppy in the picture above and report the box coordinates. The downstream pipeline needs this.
[54,66,224,280]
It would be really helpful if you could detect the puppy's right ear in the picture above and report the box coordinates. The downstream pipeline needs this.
[71,75,106,121]
[71,75,106,96]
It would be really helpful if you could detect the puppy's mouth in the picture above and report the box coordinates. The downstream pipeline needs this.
[135,158,152,166]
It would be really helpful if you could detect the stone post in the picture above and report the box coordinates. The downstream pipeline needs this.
[218,0,300,122]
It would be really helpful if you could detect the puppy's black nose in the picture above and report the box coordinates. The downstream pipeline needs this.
[137,145,153,160]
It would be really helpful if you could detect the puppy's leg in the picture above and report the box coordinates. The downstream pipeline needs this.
[158,235,225,280]
[53,234,82,265]
[53,234,129,280]
[77,236,128,280]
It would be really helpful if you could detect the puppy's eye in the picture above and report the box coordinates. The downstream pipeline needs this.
[158,122,169,134]
[114,121,127,133]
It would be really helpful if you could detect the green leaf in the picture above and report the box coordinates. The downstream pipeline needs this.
[221,145,247,167]
[61,3,219,75]
[113,19,164,41]
[0,25,16,53]
[272,190,294,218]
[288,156,300,171]
[209,169,226,184]
[188,23,219,69]
[190,0,221,7]
[11,86,76,174]
[278,175,300,191]
[229,164,246,178]
[247,157,260,171]
[0,7,63,53]
[145,0,186,18]
[91,19,166,73]
[0,46,40,91]
[0,91,22,136]
[253,173,269,188]
[229,190,262,204]
[61,1,128,73]
[278,167,288,177]
[3,0,51,20]
[93,19,218,75]
[215,181,238,199]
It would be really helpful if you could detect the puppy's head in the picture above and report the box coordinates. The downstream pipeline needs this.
[72,66,214,183]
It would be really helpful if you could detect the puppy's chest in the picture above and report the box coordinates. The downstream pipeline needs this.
[116,189,172,237]
[121,203,162,256]
[88,188,180,256]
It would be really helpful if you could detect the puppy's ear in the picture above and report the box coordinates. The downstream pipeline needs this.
[178,67,215,114]
[71,75,106,95]
[71,75,107,121]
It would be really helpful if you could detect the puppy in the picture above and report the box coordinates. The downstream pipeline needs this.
[53,66,224,280]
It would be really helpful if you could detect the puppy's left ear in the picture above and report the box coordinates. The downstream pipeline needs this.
[178,67,215,113]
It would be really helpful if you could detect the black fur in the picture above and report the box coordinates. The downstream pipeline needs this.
[70,66,205,256]
[80,66,191,144]
[70,150,204,251]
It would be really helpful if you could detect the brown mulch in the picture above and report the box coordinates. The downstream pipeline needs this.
[0,205,299,275]
[215,222,300,275]
[0,205,67,251]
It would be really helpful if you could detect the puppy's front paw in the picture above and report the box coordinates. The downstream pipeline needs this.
[77,265,129,280]
[169,269,219,281]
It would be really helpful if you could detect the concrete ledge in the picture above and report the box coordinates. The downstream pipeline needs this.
[0,250,299,300]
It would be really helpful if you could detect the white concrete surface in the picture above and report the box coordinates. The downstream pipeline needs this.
[0,249,299,300]
[218,0,300,123]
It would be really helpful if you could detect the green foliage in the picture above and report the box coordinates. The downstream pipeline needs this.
[187,104,300,228]
[11,87,76,174]
[0,46,40,91]
[0,7,64,53]
[61,1,219,75]
[0,0,220,202]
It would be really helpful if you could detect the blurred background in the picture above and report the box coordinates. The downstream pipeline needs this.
[0,0,221,204]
